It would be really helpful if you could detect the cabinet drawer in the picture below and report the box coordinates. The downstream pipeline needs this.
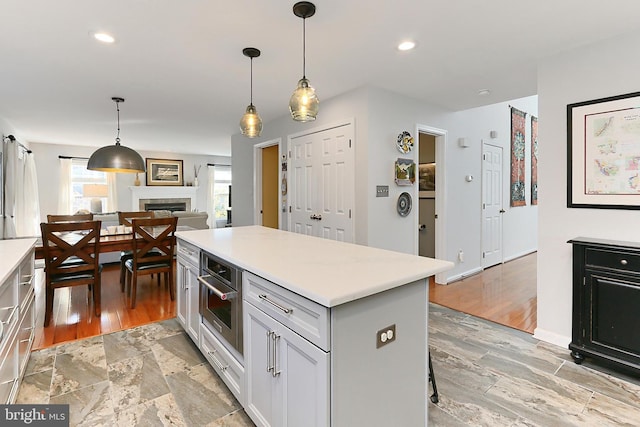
[0,272,18,337]
[200,323,244,404]
[177,239,200,267]
[585,248,640,273]
[243,271,330,351]
[18,254,35,311]
[0,337,17,404]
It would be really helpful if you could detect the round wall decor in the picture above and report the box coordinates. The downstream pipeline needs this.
[396,131,414,153]
[397,192,412,217]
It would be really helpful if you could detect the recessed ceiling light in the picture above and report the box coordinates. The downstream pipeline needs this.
[398,41,416,51]
[478,89,491,96]
[93,32,115,43]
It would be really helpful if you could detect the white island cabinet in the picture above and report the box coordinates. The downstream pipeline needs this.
[176,238,200,343]
[175,226,453,427]
[0,238,36,404]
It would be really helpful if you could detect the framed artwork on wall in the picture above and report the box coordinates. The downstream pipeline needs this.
[145,158,184,186]
[395,158,415,186]
[567,91,640,209]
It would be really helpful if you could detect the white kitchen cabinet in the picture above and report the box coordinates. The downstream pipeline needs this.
[0,240,36,404]
[176,239,200,343]
[244,302,329,427]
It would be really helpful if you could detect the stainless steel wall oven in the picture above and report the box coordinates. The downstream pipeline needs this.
[198,250,243,355]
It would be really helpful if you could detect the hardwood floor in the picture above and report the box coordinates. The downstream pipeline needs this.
[32,263,176,350]
[429,252,537,334]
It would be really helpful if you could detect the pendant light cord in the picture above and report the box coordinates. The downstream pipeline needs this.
[302,17,306,79]
[250,57,254,106]
[115,101,121,144]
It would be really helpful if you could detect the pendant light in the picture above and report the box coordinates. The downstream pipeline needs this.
[87,97,145,173]
[289,1,319,122]
[239,47,263,138]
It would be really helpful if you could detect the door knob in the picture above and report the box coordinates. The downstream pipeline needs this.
[499,209,505,213]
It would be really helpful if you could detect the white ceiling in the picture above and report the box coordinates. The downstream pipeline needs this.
[2,0,640,157]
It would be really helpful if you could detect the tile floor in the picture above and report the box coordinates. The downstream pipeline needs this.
[17,304,640,426]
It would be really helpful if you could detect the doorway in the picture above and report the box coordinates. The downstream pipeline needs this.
[253,139,281,229]
[416,125,447,284]
[418,134,436,258]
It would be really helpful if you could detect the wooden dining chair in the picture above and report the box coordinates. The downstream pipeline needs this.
[124,216,177,308]
[40,220,102,327]
[117,211,156,289]
[47,213,94,222]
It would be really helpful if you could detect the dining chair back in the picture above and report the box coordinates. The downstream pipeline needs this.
[118,210,155,226]
[47,213,93,222]
[124,216,177,308]
[118,211,156,287]
[40,220,102,327]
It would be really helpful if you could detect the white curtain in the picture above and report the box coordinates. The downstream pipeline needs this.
[206,165,215,228]
[57,158,73,214]
[16,151,41,236]
[106,172,117,212]
[3,140,17,238]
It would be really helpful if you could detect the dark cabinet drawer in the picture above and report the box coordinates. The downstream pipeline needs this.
[585,248,640,273]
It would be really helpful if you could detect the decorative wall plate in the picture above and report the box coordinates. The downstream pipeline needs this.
[396,131,414,153]
[395,158,416,186]
[397,192,412,217]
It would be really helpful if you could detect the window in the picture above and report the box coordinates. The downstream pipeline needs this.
[71,159,108,213]
[207,165,232,227]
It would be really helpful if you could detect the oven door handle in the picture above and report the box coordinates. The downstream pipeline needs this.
[197,275,238,300]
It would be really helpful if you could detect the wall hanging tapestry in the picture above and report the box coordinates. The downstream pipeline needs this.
[510,107,527,207]
[531,115,538,205]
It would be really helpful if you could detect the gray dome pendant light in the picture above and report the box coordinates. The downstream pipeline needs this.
[289,1,319,122]
[239,47,263,138]
[88,97,145,173]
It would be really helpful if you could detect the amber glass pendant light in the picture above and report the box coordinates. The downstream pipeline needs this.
[289,2,319,122]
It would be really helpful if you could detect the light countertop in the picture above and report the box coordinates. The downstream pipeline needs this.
[176,226,453,307]
[0,238,36,284]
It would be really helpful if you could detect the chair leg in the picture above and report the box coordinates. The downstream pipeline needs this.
[120,259,126,292]
[130,271,138,309]
[168,271,174,301]
[94,275,101,317]
[428,351,439,404]
[44,285,54,327]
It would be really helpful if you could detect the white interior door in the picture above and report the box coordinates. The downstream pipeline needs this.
[289,123,354,242]
[482,143,503,268]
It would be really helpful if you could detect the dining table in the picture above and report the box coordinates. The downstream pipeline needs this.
[34,225,193,260]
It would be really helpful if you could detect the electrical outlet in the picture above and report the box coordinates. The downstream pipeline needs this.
[376,324,396,348]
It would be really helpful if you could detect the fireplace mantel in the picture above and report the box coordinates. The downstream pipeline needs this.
[129,186,197,211]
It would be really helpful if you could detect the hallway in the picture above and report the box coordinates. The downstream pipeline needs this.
[430,252,537,333]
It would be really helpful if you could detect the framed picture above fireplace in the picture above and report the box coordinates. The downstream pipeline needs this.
[146,158,184,186]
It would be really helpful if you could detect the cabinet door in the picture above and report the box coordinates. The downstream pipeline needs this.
[245,303,279,427]
[176,259,188,329]
[277,320,329,427]
[186,263,200,343]
[586,271,640,357]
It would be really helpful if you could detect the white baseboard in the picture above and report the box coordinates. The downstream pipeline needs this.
[445,267,483,284]
[503,248,537,263]
[533,327,570,348]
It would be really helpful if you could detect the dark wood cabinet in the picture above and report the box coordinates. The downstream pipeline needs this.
[569,237,640,375]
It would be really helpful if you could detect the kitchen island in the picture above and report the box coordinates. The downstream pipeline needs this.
[175,225,453,427]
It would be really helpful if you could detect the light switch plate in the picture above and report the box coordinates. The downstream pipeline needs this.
[376,185,389,197]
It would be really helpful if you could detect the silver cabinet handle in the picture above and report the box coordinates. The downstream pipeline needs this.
[258,294,293,314]
[20,274,34,286]
[207,350,228,372]
[620,259,628,265]
[272,332,281,377]
[266,331,274,373]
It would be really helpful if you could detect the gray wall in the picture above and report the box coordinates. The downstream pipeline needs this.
[535,29,640,347]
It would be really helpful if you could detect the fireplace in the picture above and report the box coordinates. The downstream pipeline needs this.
[130,186,197,213]
[140,198,189,212]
